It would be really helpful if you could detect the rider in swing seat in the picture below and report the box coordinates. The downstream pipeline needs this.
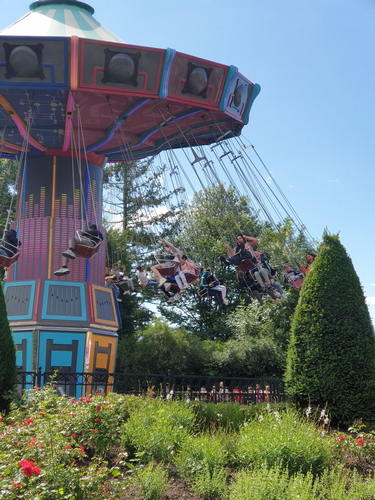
[0,228,21,258]
[54,224,103,276]
[220,233,257,267]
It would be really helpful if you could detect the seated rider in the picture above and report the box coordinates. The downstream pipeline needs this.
[150,238,183,286]
[283,264,303,284]
[220,233,258,267]
[301,253,317,276]
[111,263,134,292]
[199,269,226,310]
[174,255,200,291]
[254,250,287,300]
[205,269,228,305]
[137,265,159,295]
[105,267,127,302]
[54,224,103,276]
[0,228,21,258]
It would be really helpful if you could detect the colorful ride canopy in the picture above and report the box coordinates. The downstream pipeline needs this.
[0,0,260,163]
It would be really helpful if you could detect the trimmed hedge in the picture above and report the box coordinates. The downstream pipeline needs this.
[285,233,375,425]
[0,287,17,413]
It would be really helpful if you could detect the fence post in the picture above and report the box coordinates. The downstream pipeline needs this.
[37,367,42,388]
[167,369,172,399]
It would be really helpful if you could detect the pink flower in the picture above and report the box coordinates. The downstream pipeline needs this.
[71,433,75,437]
[357,438,364,447]
[20,460,41,478]
[85,397,91,403]
[23,419,33,425]
[338,435,345,441]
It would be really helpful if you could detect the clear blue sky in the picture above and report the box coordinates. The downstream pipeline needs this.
[3,1,375,322]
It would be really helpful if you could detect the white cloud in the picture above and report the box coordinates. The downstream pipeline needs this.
[371,283,375,287]
[327,179,339,183]
[366,296,375,305]
[288,184,293,188]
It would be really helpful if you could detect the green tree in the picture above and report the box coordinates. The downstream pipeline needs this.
[0,287,17,412]
[116,319,207,374]
[285,232,375,425]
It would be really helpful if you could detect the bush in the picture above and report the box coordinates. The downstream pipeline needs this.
[174,432,230,480]
[285,233,375,425]
[135,462,169,500]
[122,399,195,463]
[235,409,333,476]
[0,287,17,413]
[192,466,227,500]
[0,385,124,499]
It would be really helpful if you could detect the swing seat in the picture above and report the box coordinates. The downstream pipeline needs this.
[0,250,20,267]
[184,267,200,284]
[73,231,101,259]
[159,261,180,277]
[236,258,256,273]
[289,277,304,291]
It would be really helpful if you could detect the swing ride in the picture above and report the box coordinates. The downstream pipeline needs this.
[0,0,313,391]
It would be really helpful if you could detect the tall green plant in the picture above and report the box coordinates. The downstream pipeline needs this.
[0,287,17,413]
[285,232,375,424]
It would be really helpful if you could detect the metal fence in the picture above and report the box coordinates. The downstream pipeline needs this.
[16,368,285,404]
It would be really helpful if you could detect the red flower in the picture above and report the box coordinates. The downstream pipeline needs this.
[69,413,73,417]
[71,433,75,437]
[95,417,100,422]
[85,397,91,403]
[91,429,98,433]
[96,406,101,411]
[37,387,41,391]
[357,438,364,447]
[358,421,362,424]
[338,435,345,441]
[23,419,33,425]
[0,417,3,421]
[40,410,45,415]
[79,397,83,402]
[12,482,20,488]
[80,446,85,454]
[20,460,41,478]
[64,445,71,450]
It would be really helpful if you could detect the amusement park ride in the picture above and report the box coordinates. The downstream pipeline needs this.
[0,0,260,393]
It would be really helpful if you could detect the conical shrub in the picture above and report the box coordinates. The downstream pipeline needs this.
[0,286,17,413]
[285,233,375,425]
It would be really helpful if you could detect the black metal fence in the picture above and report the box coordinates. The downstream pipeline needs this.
[16,368,285,404]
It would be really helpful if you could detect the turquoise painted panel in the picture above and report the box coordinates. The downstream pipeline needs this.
[41,281,87,321]
[4,281,37,320]
[51,350,72,367]
[39,332,85,374]
[13,332,33,372]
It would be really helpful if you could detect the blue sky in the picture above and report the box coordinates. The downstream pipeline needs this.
[3,1,375,322]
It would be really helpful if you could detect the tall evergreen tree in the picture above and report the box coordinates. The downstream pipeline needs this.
[0,287,17,412]
[285,232,375,425]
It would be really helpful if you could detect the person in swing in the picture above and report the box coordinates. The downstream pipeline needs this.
[220,233,258,267]
[54,224,103,276]
[150,238,183,286]
[0,227,21,258]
